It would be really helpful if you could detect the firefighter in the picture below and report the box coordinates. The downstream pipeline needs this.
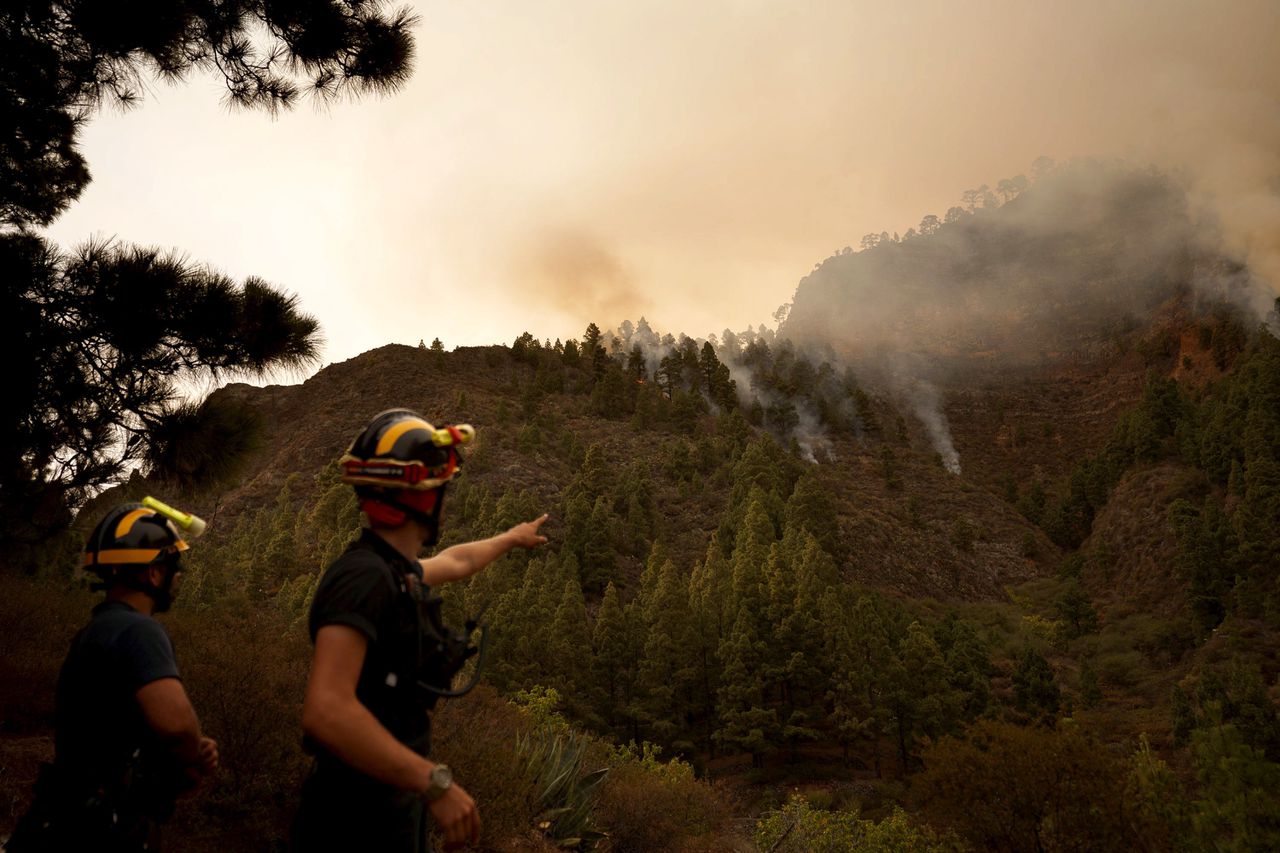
[291,409,548,852]
[6,500,219,852]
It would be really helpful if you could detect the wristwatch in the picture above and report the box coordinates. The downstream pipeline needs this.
[422,764,453,802]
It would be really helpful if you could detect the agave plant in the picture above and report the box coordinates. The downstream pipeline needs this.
[516,728,610,850]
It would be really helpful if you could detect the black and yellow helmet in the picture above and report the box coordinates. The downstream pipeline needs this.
[84,502,189,577]
[340,409,474,491]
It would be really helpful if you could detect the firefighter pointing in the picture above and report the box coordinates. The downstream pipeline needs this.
[291,409,548,852]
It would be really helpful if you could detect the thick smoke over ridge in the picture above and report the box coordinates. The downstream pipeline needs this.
[600,156,1278,472]
[46,2,1280,363]
[775,158,1274,468]
[482,0,1280,346]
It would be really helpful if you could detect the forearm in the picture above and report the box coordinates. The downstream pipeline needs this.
[303,694,434,793]
[137,678,203,767]
[158,726,203,768]
[422,531,518,584]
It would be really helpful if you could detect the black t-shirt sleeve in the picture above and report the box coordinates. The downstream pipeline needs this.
[116,619,181,690]
[309,554,396,643]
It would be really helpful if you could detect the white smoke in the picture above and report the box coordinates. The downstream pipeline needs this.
[903,377,961,475]
[604,318,847,463]
[793,404,835,464]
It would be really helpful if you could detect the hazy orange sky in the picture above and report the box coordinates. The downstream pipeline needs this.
[45,0,1280,367]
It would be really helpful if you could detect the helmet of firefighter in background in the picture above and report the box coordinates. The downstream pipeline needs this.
[83,503,189,581]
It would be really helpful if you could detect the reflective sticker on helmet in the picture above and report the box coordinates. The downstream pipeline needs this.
[375,417,433,455]
[113,508,155,540]
[89,548,166,565]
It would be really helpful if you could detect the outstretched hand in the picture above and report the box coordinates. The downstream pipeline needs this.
[507,514,549,549]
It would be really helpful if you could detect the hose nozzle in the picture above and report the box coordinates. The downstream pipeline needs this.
[142,496,208,539]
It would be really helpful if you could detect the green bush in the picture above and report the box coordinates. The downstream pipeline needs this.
[755,794,960,853]
[1095,650,1148,687]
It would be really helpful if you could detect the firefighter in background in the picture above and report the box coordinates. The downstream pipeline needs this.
[291,409,548,852]
[7,500,219,852]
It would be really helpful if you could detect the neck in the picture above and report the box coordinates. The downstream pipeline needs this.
[105,587,156,616]
[371,524,427,564]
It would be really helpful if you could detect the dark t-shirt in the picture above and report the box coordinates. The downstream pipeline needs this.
[54,601,181,786]
[307,529,431,752]
[294,530,434,852]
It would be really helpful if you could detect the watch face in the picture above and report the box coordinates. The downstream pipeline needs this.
[432,765,453,788]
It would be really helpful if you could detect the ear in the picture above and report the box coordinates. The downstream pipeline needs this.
[146,562,168,587]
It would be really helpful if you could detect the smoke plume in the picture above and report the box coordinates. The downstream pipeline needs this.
[517,229,652,327]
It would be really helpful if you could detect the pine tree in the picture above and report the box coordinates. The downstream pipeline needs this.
[487,557,560,691]
[715,608,778,768]
[591,582,634,736]
[623,344,645,381]
[581,496,619,594]
[846,595,900,777]
[783,470,840,555]
[728,492,776,626]
[637,559,699,750]
[689,540,732,751]
[775,534,835,760]
[548,578,596,722]
[822,589,875,766]
[934,615,992,721]
[637,540,669,612]
[784,535,838,700]
[582,322,605,377]
[256,473,303,594]
[566,443,611,505]
[1172,497,1234,631]
[2,2,419,549]
[1054,579,1099,639]
[886,622,950,773]
[1191,723,1280,850]
[1013,645,1061,718]
[560,493,593,570]
[590,368,627,418]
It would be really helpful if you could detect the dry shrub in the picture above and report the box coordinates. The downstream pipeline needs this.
[431,685,545,850]
[916,719,1138,852]
[0,734,52,834]
[0,575,95,727]
[590,747,733,853]
[0,575,97,831]
[163,605,311,852]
